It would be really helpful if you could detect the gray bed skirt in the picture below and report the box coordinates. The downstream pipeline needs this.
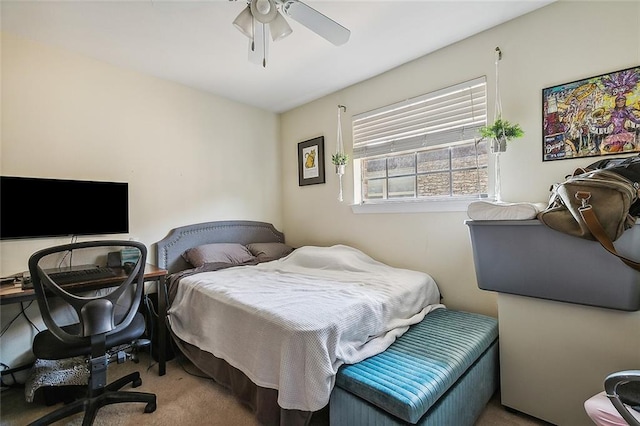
[171,331,319,426]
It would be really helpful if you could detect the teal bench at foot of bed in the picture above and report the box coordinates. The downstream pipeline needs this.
[330,308,499,426]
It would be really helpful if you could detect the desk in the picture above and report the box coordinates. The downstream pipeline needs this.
[0,264,169,376]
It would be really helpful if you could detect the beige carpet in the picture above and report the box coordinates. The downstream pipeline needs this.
[1,353,551,426]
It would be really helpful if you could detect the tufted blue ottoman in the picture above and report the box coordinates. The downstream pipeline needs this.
[330,308,499,425]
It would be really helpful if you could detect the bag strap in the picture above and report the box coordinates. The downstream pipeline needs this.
[579,205,640,272]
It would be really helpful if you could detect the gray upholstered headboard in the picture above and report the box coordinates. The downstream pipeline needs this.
[155,220,285,274]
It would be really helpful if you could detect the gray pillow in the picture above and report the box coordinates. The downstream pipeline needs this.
[182,243,255,267]
[246,242,294,262]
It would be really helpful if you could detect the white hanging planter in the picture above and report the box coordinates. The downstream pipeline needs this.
[491,136,508,154]
[334,105,348,202]
[478,47,525,203]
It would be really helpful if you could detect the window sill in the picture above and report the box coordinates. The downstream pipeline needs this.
[350,198,488,214]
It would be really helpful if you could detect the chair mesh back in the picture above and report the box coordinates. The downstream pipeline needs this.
[28,240,147,346]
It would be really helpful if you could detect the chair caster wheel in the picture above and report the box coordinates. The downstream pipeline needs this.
[133,378,142,388]
[144,402,157,413]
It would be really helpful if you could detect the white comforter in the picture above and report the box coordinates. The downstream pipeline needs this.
[168,245,442,411]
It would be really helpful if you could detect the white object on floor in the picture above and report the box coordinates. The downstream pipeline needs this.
[466,201,547,221]
[584,391,640,426]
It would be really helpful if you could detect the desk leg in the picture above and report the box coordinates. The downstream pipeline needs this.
[158,276,167,376]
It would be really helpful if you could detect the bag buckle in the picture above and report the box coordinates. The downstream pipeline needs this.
[575,191,591,208]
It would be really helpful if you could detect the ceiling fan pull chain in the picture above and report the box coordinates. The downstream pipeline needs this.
[251,18,255,52]
[263,24,267,68]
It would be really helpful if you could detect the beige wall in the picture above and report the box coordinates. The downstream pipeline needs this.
[0,32,282,366]
[280,0,640,317]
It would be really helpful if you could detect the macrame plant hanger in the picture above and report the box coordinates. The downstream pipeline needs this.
[335,105,347,202]
[493,47,504,203]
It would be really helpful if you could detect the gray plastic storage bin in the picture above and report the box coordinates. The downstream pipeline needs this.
[466,219,640,311]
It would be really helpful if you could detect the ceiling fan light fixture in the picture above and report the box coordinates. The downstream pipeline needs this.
[250,0,278,24]
[269,12,292,42]
[232,0,351,67]
[233,5,254,39]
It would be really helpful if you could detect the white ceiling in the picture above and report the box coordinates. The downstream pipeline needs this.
[1,0,554,113]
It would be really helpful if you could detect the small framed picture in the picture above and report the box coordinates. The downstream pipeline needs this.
[298,136,325,186]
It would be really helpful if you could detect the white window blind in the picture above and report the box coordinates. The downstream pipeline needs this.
[351,77,489,208]
[353,77,487,159]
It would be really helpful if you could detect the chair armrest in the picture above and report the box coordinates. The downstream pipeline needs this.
[605,370,640,426]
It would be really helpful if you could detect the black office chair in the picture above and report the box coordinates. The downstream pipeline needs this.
[27,240,156,426]
[605,370,640,426]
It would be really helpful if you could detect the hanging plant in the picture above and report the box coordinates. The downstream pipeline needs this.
[480,116,525,141]
[331,152,349,166]
[480,116,524,153]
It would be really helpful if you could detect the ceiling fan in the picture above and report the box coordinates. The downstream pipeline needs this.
[232,0,351,67]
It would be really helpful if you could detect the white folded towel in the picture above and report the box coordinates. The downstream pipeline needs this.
[467,201,548,221]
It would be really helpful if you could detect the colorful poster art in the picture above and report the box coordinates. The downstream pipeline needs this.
[542,66,640,161]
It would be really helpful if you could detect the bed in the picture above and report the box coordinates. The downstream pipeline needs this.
[155,220,443,425]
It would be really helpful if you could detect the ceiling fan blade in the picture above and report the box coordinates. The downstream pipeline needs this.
[280,0,350,46]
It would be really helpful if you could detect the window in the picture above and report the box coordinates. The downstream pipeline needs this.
[352,77,488,209]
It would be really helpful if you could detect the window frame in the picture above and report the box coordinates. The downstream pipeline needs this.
[350,77,489,213]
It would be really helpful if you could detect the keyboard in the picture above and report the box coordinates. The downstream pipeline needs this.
[48,267,117,285]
